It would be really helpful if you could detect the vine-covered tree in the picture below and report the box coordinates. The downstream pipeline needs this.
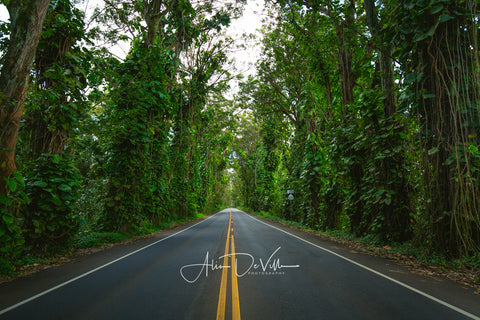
[0,0,51,194]
[236,0,479,257]
[395,0,480,255]
[0,0,51,271]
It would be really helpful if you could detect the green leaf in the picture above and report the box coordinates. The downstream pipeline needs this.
[405,2,415,9]
[58,184,72,192]
[13,171,25,186]
[425,23,438,37]
[415,22,439,42]
[0,196,11,205]
[52,154,61,164]
[429,4,444,14]
[2,214,14,225]
[5,177,17,192]
[445,156,455,166]
[439,13,453,23]
[31,180,48,188]
[428,147,439,155]
[423,93,436,99]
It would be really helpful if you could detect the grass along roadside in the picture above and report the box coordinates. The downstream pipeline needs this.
[0,212,209,283]
[243,208,480,294]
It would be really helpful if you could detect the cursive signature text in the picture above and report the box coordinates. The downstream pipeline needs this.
[180,247,300,283]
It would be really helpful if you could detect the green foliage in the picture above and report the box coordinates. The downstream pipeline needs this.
[19,0,91,254]
[23,0,90,141]
[75,178,106,230]
[101,42,173,231]
[394,0,480,255]
[0,172,27,274]
[74,231,128,249]
[0,0,241,274]
[234,0,478,262]
[100,0,237,231]
[333,91,413,242]
[23,154,82,251]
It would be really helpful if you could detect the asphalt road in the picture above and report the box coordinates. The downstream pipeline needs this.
[0,209,479,319]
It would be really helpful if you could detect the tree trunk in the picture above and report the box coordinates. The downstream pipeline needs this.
[335,22,354,109]
[362,0,412,242]
[412,2,480,255]
[334,0,355,113]
[145,0,164,47]
[419,19,480,255]
[0,0,51,196]
[363,0,396,117]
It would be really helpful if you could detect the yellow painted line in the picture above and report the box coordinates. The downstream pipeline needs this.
[216,212,232,320]
[230,234,241,320]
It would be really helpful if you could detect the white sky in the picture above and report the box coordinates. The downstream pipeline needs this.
[0,5,6,21]
[227,0,264,76]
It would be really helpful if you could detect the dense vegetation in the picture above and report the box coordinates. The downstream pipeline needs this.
[0,0,242,274]
[230,0,480,261]
[0,0,479,275]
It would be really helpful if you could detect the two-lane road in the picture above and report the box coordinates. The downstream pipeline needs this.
[1,209,479,319]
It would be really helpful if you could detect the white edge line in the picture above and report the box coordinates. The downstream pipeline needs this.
[242,212,480,320]
[0,212,218,316]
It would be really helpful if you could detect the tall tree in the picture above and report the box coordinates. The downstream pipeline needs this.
[23,0,89,157]
[0,0,51,196]
[396,0,480,255]
[101,0,241,230]
[19,0,89,250]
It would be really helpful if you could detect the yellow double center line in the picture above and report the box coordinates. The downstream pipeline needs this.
[216,210,241,320]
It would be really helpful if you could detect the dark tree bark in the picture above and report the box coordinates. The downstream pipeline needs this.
[0,0,51,196]
[416,14,480,255]
[335,0,355,112]
[363,0,396,117]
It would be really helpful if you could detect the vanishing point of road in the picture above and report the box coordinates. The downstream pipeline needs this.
[0,209,479,319]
